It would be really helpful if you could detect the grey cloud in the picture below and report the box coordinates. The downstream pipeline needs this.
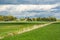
[0,0,60,4]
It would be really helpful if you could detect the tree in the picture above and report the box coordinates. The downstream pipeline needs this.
[0,15,4,21]
[26,17,32,21]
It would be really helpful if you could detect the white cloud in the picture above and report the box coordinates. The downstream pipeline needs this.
[0,3,59,18]
[0,4,58,11]
[0,5,14,11]
[13,4,58,12]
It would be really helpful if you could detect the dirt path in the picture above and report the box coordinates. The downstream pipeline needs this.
[17,22,54,34]
[0,22,55,39]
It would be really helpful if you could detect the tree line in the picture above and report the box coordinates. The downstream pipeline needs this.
[0,15,56,21]
[0,15,17,21]
[20,17,57,21]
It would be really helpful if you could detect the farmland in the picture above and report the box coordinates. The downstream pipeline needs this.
[0,21,48,39]
[1,22,60,40]
[0,21,60,40]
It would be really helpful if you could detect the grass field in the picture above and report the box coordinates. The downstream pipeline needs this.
[1,22,60,40]
[0,21,47,38]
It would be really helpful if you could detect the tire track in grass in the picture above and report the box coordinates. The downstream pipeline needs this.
[0,22,55,39]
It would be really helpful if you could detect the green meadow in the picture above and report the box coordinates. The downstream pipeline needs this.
[0,21,60,40]
[0,21,47,37]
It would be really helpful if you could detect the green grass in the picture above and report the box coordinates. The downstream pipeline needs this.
[0,21,46,36]
[2,22,60,40]
[0,21,50,23]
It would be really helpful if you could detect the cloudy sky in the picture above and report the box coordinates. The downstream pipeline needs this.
[0,0,60,19]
